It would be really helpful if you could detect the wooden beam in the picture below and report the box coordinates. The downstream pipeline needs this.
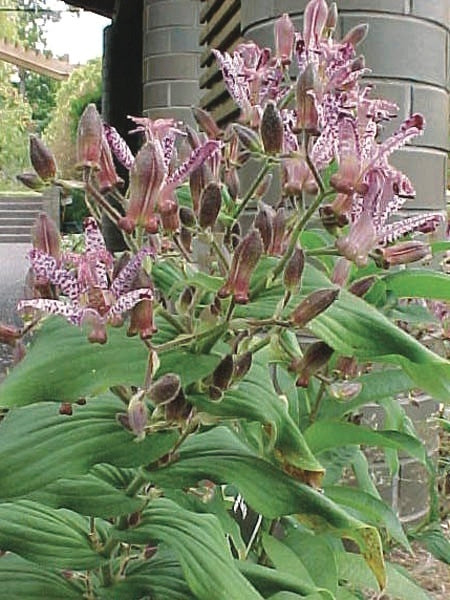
[0,39,75,80]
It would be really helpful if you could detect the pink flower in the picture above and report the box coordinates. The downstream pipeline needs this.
[18,218,155,343]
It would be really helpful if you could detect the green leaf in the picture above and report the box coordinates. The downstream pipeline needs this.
[0,317,219,407]
[0,554,84,599]
[112,497,264,600]
[191,356,324,478]
[337,552,432,600]
[237,561,329,598]
[0,500,105,570]
[283,528,338,595]
[383,269,450,301]
[430,240,450,255]
[26,473,144,518]
[98,547,195,600]
[304,421,426,464]
[324,486,410,550]
[0,395,177,499]
[148,426,386,588]
[410,523,450,565]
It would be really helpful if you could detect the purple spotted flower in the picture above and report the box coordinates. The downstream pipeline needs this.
[18,218,155,343]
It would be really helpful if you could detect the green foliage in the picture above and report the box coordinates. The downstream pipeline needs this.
[0,2,448,598]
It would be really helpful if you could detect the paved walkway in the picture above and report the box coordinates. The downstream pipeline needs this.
[0,243,30,372]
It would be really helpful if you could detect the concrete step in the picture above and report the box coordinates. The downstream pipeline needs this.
[0,217,36,227]
[0,225,32,235]
[0,233,31,243]
[0,202,42,211]
[0,210,41,219]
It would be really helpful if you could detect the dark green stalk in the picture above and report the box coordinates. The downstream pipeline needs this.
[233,160,270,223]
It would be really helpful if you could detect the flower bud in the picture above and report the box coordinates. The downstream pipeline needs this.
[336,355,359,379]
[329,381,362,401]
[260,102,283,155]
[254,202,274,253]
[290,342,333,387]
[295,64,319,134]
[233,351,252,380]
[16,172,45,191]
[331,258,351,287]
[212,354,234,390]
[148,373,181,406]
[29,135,57,181]
[224,168,240,202]
[76,103,103,170]
[218,229,263,304]
[0,322,21,346]
[31,213,61,259]
[192,106,222,139]
[348,276,376,297]
[342,23,369,47]
[199,182,222,229]
[255,172,273,200]
[325,3,338,34]
[128,392,148,439]
[232,123,263,153]
[159,193,180,233]
[82,309,107,344]
[180,227,192,253]
[177,286,195,314]
[376,241,431,268]
[179,206,197,228]
[128,298,157,339]
[165,388,191,422]
[290,288,339,328]
[97,134,124,192]
[283,246,305,293]
[269,207,286,256]
[274,13,295,64]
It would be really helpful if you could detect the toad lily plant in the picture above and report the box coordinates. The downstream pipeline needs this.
[0,1,449,599]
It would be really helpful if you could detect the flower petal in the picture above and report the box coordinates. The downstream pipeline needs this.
[17,299,83,325]
[110,247,155,297]
[109,288,154,318]
[165,140,222,188]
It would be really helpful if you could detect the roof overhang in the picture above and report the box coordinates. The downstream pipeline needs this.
[62,1,115,19]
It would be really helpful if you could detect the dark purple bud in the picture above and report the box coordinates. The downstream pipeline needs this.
[208,385,223,401]
[97,134,123,191]
[128,511,142,527]
[289,342,333,387]
[290,288,339,328]
[254,202,274,253]
[144,545,158,560]
[255,172,273,200]
[212,354,234,390]
[232,123,263,153]
[76,103,103,170]
[159,194,180,233]
[17,172,45,191]
[336,355,359,379]
[128,298,157,339]
[180,227,192,253]
[283,246,305,293]
[233,351,253,380]
[189,164,212,214]
[128,393,148,439]
[31,213,61,259]
[192,106,222,139]
[149,373,181,406]
[165,388,191,422]
[268,207,286,256]
[29,135,57,181]
[260,102,283,155]
[224,168,240,202]
[348,276,376,297]
[219,229,263,304]
[179,206,197,228]
[199,182,222,229]
[342,23,369,47]
[295,64,319,134]
[376,241,431,268]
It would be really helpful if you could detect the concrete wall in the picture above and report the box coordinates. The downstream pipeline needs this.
[143,0,203,127]
[241,0,449,214]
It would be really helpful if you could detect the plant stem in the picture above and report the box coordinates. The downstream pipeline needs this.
[233,160,270,223]
[306,245,339,257]
[210,235,230,272]
[154,305,186,334]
